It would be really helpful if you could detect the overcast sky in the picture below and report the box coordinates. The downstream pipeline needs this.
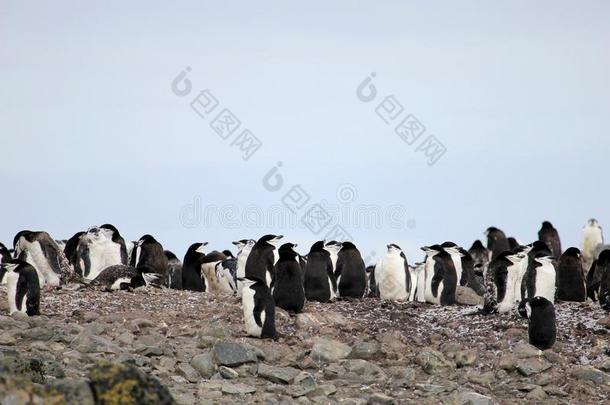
[2,1,609,263]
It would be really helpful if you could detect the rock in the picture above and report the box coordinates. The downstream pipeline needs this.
[221,382,257,395]
[466,371,495,387]
[72,332,121,354]
[47,379,95,405]
[570,366,610,384]
[212,342,257,367]
[457,391,494,405]
[596,359,610,372]
[22,326,55,341]
[349,341,383,360]
[286,383,315,398]
[218,366,239,379]
[455,350,477,368]
[310,338,352,363]
[311,384,337,397]
[0,332,17,346]
[342,359,386,382]
[294,371,316,389]
[526,387,548,401]
[516,358,552,377]
[415,350,454,375]
[498,354,516,371]
[416,384,447,393]
[176,363,200,383]
[0,375,63,404]
[88,361,175,404]
[258,363,301,384]
[367,393,394,404]
[456,286,483,306]
[0,348,46,383]
[513,342,541,358]
[190,353,216,378]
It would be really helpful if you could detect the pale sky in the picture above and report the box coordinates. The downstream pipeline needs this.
[1,1,609,263]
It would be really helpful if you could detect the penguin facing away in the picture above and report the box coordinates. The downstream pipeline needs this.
[538,221,562,260]
[134,235,169,286]
[586,259,601,301]
[272,243,305,313]
[556,247,586,302]
[182,243,207,292]
[245,234,283,287]
[335,242,367,298]
[375,244,410,301]
[596,250,610,310]
[1,259,40,316]
[303,241,336,303]
[468,240,490,281]
[240,277,277,339]
[409,262,425,302]
[526,296,556,351]
[485,227,510,261]
[164,250,183,290]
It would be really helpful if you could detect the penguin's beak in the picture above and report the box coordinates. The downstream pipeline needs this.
[293,243,298,248]
[203,242,209,246]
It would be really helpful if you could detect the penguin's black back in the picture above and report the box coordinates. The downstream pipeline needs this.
[273,249,305,313]
[431,250,457,306]
[245,241,275,284]
[527,296,556,351]
[597,251,610,310]
[336,243,366,298]
[304,242,334,302]
[15,262,40,316]
[538,221,562,260]
[181,244,206,291]
[556,248,585,302]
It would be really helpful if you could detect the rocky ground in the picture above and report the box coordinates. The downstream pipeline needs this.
[1,285,610,404]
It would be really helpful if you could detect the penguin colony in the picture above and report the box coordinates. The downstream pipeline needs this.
[0,219,608,352]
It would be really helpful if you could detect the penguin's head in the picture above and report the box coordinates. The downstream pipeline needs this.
[324,240,343,254]
[311,241,326,252]
[529,240,552,258]
[587,218,599,227]
[138,235,158,246]
[340,241,357,251]
[469,240,485,250]
[13,230,32,249]
[421,244,442,257]
[534,256,554,266]
[222,249,235,259]
[562,247,580,259]
[232,239,249,249]
[278,243,298,260]
[527,296,554,314]
[541,221,554,229]
[485,227,505,241]
[259,234,283,247]
[597,249,610,265]
[164,250,179,261]
[195,242,208,254]
[386,244,402,254]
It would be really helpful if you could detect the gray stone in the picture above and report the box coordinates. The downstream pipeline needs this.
[258,363,301,384]
[415,349,454,375]
[218,366,239,379]
[0,332,17,346]
[342,359,386,382]
[513,342,540,358]
[177,362,200,383]
[0,349,46,383]
[456,286,483,306]
[191,353,216,378]
[72,332,121,354]
[516,358,552,377]
[455,350,477,368]
[22,326,54,341]
[221,382,257,395]
[286,384,316,398]
[526,387,547,401]
[349,341,382,360]
[570,366,610,385]
[367,393,394,404]
[46,379,95,405]
[310,338,351,363]
[294,371,316,389]
[415,384,447,393]
[212,342,257,367]
[457,391,494,405]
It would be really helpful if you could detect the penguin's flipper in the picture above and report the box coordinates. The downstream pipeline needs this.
[253,294,264,328]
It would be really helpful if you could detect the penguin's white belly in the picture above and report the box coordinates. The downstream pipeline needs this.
[265,271,272,288]
[408,269,418,301]
[87,244,121,281]
[535,265,556,304]
[450,253,463,285]
[6,271,19,314]
[415,267,426,302]
[25,241,59,287]
[328,276,336,300]
[242,287,263,337]
[217,268,236,293]
[513,260,528,303]
[201,262,222,293]
[377,257,408,301]
[110,277,132,290]
[498,264,518,313]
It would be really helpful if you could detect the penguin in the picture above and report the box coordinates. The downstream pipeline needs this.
[508,246,531,304]
[556,247,586,302]
[99,224,128,264]
[440,242,465,286]
[586,259,600,301]
[222,250,235,259]
[422,245,457,305]
[132,235,169,286]
[538,221,562,260]
[335,241,367,298]
[215,257,238,294]
[581,219,604,272]
[303,241,336,302]
[240,277,277,338]
[13,230,71,287]
[526,296,556,351]
[181,243,207,291]
[89,264,160,291]
[0,242,12,263]
[1,259,40,316]
[272,243,305,313]
[324,241,342,273]
[374,244,410,301]
[233,239,255,279]
[485,227,510,260]
[409,262,425,301]
[519,254,556,317]
[483,251,523,314]
[458,248,485,296]
[366,265,379,298]
[63,231,85,272]
[468,240,490,283]
[126,240,137,265]
[507,237,520,252]
[245,234,283,287]
[596,250,610,310]
[164,250,183,290]
[200,250,228,293]
[421,245,442,304]
[78,226,125,281]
